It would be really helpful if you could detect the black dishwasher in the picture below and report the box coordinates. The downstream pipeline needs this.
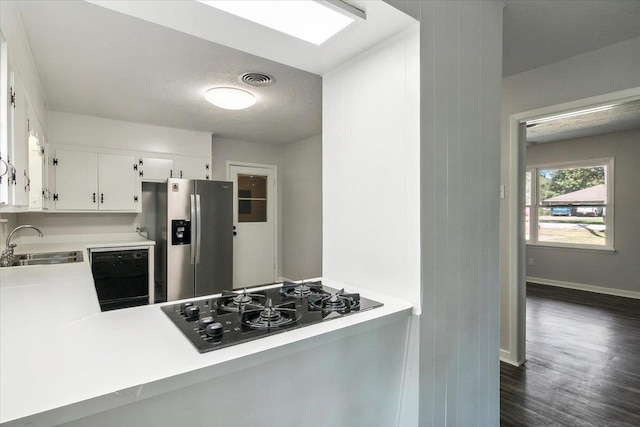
[90,249,149,311]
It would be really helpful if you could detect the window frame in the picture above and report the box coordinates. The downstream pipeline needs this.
[525,157,615,252]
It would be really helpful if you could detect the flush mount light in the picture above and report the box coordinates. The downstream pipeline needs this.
[205,87,256,110]
[198,0,365,45]
[527,104,618,125]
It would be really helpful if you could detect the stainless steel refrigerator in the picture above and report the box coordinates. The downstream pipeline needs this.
[158,179,233,302]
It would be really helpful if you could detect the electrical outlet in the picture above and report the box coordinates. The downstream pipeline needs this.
[134,223,141,232]
[528,258,534,266]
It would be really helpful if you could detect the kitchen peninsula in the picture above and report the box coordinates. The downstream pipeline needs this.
[0,236,412,427]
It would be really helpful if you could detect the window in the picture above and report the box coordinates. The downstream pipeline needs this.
[237,174,267,223]
[525,158,614,250]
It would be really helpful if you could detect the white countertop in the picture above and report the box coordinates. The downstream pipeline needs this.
[0,235,413,427]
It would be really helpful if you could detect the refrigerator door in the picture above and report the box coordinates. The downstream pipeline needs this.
[194,180,233,296]
[166,178,195,301]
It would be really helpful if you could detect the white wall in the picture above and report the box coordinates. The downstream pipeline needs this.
[49,111,210,157]
[323,23,420,309]
[281,135,322,280]
[418,2,502,425]
[500,36,640,364]
[526,129,640,294]
[322,21,420,426]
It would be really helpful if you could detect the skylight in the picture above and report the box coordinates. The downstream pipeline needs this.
[198,1,364,45]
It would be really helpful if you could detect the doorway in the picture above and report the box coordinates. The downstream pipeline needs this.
[227,162,277,289]
[506,87,640,365]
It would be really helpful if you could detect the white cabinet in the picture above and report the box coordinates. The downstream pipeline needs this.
[139,157,173,182]
[27,104,50,211]
[174,156,210,180]
[53,149,139,211]
[10,71,30,207]
[98,154,138,211]
[53,149,97,210]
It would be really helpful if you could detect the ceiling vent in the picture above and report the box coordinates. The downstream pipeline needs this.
[239,72,275,87]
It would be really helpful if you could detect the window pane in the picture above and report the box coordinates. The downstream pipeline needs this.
[525,171,532,205]
[537,207,605,245]
[525,207,530,241]
[238,174,267,199]
[238,200,267,223]
[539,165,606,205]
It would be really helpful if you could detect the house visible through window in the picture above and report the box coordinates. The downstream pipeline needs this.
[525,158,614,250]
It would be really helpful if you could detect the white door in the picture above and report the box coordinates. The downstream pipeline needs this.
[229,164,276,289]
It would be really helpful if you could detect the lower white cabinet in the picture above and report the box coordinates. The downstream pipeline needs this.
[53,149,139,211]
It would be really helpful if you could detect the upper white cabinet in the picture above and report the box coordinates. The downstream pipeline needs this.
[139,156,174,182]
[53,148,140,211]
[10,71,30,207]
[174,156,210,180]
[27,104,50,211]
[98,153,138,211]
[139,155,210,182]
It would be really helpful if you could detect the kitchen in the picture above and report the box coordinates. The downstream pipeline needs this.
[1,1,503,426]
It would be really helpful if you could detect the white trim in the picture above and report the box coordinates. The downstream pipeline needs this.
[527,277,640,300]
[506,86,640,367]
[499,349,522,367]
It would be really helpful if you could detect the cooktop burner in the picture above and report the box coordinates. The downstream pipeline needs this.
[280,281,325,298]
[308,288,360,312]
[214,289,266,313]
[161,282,383,353]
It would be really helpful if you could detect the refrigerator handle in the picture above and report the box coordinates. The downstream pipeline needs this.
[190,194,196,265]
[195,194,202,264]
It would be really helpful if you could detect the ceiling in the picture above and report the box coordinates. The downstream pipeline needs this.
[502,0,640,78]
[15,1,640,145]
[16,0,415,145]
[527,99,640,144]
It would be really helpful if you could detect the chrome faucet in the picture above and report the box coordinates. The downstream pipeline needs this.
[1,225,44,267]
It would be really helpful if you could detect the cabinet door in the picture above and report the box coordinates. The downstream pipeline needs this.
[0,39,8,206]
[9,71,29,207]
[27,104,45,211]
[98,153,138,211]
[54,149,98,210]
[174,156,210,180]
[140,157,173,182]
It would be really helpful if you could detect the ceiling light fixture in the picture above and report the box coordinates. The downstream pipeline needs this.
[205,87,256,110]
[527,104,618,125]
[197,0,365,45]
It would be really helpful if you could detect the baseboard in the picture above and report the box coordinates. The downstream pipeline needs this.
[499,349,521,366]
[526,276,640,300]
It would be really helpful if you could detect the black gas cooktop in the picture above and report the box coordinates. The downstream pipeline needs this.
[161,281,383,353]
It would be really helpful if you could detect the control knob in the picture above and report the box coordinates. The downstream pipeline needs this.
[206,322,224,338]
[199,316,215,329]
[179,302,193,314]
[184,305,200,319]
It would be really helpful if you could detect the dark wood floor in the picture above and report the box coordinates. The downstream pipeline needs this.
[500,283,640,426]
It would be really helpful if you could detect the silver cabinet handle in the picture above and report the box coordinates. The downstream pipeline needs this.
[195,194,202,264]
[190,194,196,265]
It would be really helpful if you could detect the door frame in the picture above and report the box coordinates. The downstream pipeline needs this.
[504,86,640,366]
[226,160,279,284]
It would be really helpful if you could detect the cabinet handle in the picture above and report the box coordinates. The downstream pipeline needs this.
[93,193,96,203]
[100,193,104,204]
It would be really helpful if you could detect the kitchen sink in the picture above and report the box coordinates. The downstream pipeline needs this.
[6,251,84,267]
